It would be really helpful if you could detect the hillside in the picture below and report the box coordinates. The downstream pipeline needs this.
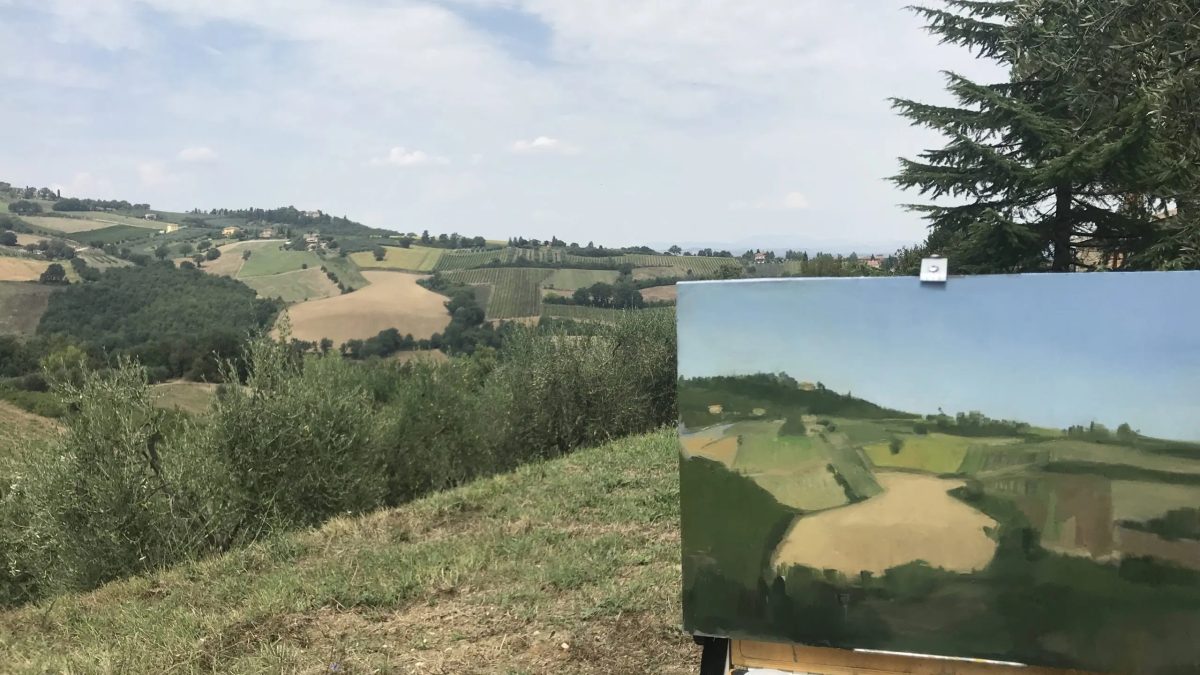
[0,430,698,674]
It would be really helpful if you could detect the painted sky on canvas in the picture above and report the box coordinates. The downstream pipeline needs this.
[678,272,1200,441]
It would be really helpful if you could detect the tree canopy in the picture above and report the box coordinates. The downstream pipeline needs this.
[37,263,279,380]
[893,0,1198,272]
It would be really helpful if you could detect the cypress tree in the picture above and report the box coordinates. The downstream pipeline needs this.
[891,0,1162,273]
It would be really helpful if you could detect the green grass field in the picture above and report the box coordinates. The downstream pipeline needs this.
[433,248,510,271]
[542,305,675,324]
[441,268,553,319]
[863,433,992,474]
[350,245,444,272]
[237,247,324,278]
[240,268,339,303]
[542,269,620,290]
[0,430,698,674]
[320,255,369,290]
[76,225,156,246]
[616,254,733,276]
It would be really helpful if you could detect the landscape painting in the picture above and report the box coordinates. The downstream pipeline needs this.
[677,273,1200,675]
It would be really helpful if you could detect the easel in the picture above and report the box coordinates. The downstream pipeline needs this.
[698,637,1098,675]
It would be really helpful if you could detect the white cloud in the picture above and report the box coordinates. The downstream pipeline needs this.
[177,146,218,162]
[510,136,580,155]
[782,191,810,210]
[371,146,449,167]
[137,161,176,187]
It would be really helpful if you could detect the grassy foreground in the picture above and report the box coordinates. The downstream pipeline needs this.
[0,430,698,674]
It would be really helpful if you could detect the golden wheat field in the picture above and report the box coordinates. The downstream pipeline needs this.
[283,271,450,344]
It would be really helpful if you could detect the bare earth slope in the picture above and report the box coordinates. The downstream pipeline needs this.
[284,270,451,344]
[0,430,698,674]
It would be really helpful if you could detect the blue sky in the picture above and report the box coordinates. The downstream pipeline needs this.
[0,0,1001,249]
[678,273,1200,441]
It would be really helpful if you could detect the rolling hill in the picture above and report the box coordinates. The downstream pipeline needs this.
[0,430,699,674]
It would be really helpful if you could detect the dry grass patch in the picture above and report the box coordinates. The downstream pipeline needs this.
[0,430,697,674]
[284,271,450,345]
[639,285,678,303]
[21,216,112,234]
[0,401,60,458]
[0,258,50,282]
[0,281,54,335]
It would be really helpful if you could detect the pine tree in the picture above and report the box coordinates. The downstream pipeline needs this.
[892,0,1162,272]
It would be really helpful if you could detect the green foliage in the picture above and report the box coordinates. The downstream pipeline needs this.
[0,309,678,609]
[8,201,42,216]
[205,341,384,532]
[36,263,279,380]
[83,225,155,247]
[0,231,15,246]
[893,3,1152,271]
[38,263,66,284]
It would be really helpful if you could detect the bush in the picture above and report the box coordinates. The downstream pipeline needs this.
[203,340,384,531]
[0,364,230,603]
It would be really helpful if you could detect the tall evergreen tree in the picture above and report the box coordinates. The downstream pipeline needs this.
[1012,0,1200,268]
[891,0,1162,272]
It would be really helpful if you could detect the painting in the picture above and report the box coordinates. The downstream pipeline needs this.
[677,273,1200,675]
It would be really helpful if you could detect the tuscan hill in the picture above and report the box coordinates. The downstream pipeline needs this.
[0,430,699,674]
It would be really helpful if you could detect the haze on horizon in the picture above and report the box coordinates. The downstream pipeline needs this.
[0,1,1002,249]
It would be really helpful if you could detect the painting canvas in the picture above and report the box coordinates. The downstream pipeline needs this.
[677,273,1200,675]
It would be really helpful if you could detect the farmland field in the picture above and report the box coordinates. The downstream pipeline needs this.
[862,433,1016,474]
[441,268,553,319]
[632,266,680,281]
[772,472,998,575]
[616,254,732,275]
[76,225,156,246]
[237,246,323,277]
[350,245,444,272]
[0,257,50,282]
[21,216,123,234]
[285,271,450,344]
[201,240,284,276]
[542,269,619,290]
[433,248,509,271]
[240,268,340,303]
[639,285,678,303]
[78,251,130,269]
[320,255,369,289]
[0,281,54,335]
[542,304,674,323]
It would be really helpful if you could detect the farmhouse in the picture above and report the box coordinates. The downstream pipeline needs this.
[303,210,323,218]
[707,404,723,415]
[221,226,242,237]
[162,223,181,234]
[865,255,883,269]
[259,227,275,238]
[143,213,158,221]
[753,252,767,264]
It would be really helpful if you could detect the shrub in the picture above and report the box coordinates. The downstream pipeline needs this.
[202,339,385,531]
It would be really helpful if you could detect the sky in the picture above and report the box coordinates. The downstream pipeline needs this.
[0,0,1005,249]
[678,273,1200,441]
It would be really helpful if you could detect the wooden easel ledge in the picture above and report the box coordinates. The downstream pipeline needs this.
[731,640,1101,675]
